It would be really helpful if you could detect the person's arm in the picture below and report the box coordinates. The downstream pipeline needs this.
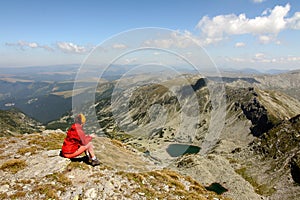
[76,124,92,145]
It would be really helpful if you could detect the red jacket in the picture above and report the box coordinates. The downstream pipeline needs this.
[61,123,93,154]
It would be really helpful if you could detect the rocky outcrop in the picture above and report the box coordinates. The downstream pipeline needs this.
[227,114,300,199]
[257,114,300,160]
[290,152,300,184]
[241,96,274,137]
[225,87,276,137]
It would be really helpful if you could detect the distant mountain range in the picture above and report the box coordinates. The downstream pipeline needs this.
[0,65,299,124]
[222,67,290,75]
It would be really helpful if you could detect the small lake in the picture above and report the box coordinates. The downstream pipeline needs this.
[166,144,201,157]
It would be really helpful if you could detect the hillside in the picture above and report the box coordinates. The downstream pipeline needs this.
[0,109,43,136]
[0,131,230,200]
[254,70,300,101]
[0,80,73,123]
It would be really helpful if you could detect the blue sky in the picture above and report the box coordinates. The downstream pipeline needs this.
[1,0,300,71]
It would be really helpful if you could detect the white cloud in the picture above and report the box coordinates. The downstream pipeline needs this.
[196,4,293,44]
[252,0,266,3]
[57,42,87,54]
[262,8,271,16]
[112,43,127,49]
[235,42,246,47]
[227,53,300,65]
[287,12,300,29]
[5,40,53,51]
[258,35,273,44]
[125,58,137,64]
[254,53,266,60]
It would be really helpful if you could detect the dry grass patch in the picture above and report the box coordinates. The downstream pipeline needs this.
[9,191,27,199]
[117,169,229,199]
[0,192,8,199]
[0,159,26,174]
[17,146,38,155]
[66,161,90,171]
[46,172,72,187]
[28,132,65,150]
[9,139,17,143]
[17,179,32,184]
[111,139,124,148]
[33,184,60,199]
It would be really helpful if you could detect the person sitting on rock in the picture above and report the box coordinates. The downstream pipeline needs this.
[61,114,100,166]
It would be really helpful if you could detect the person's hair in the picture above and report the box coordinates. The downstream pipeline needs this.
[75,114,86,124]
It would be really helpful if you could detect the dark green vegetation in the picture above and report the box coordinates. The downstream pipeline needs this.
[0,80,73,124]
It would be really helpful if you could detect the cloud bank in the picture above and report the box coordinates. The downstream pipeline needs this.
[5,41,94,54]
[196,3,300,44]
[5,41,53,51]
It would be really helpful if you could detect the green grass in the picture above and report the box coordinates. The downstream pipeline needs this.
[235,167,276,196]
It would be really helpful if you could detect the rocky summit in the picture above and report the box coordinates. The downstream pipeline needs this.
[0,130,230,200]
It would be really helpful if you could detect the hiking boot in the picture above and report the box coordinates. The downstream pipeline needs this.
[82,155,92,163]
[91,158,100,166]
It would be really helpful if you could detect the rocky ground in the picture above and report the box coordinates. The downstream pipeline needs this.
[0,130,230,200]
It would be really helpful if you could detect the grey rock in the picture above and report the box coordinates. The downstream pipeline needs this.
[44,149,61,157]
[85,188,98,199]
[0,184,9,193]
